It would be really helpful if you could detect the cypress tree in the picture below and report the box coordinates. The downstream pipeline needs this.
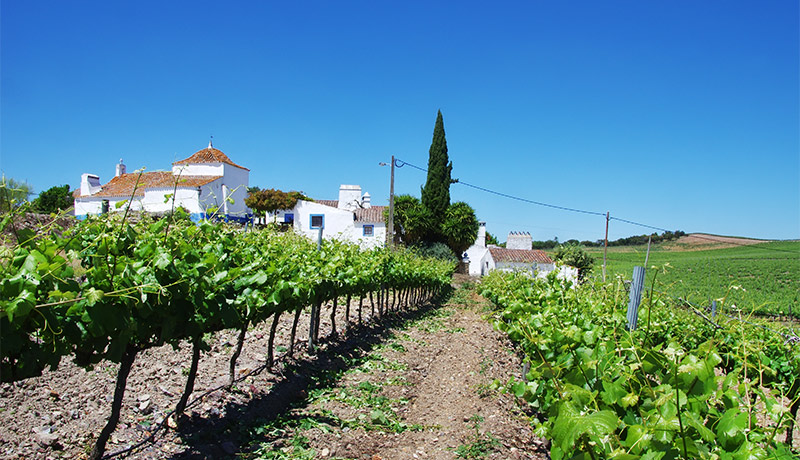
[421,110,454,219]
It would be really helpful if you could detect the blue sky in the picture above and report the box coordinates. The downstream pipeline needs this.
[2,1,798,241]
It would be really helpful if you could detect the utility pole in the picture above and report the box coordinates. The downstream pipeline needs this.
[388,155,395,248]
[603,212,609,282]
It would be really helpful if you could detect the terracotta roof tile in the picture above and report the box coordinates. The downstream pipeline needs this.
[74,172,221,198]
[489,247,553,264]
[173,146,249,171]
[315,200,339,208]
[355,206,386,223]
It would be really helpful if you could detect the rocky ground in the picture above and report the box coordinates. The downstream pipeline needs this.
[0,281,548,459]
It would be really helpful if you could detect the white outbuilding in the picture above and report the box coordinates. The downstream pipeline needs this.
[464,227,578,283]
[272,185,387,249]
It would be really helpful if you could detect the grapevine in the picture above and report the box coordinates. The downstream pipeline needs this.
[1,212,453,459]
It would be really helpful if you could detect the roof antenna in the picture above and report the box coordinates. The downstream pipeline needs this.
[208,135,213,149]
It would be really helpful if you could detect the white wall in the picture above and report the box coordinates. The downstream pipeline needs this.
[555,264,579,284]
[354,222,386,249]
[293,200,355,241]
[465,246,490,276]
[507,232,532,250]
[494,261,555,277]
[337,185,362,211]
[172,163,224,177]
[221,165,249,216]
[74,196,145,217]
[198,181,224,215]
[74,198,103,216]
[291,201,386,249]
[141,188,203,214]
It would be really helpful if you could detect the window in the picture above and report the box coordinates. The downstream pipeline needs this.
[363,225,374,236]
[310,214,324,229]
[284,213,294,224]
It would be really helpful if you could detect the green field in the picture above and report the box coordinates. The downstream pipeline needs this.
[583,240,800,317]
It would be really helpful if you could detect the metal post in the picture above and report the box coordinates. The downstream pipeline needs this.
[711,300,717,319]
[309,226,323,351]
[627,266,646,331]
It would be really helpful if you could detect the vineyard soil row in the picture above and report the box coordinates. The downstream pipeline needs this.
[1,282,547,460]
[0,294,410,459]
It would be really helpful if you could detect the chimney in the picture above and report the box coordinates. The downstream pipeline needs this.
[80,173,102,196]
[338,185,362,211]
[115,158,126,177]
[361,192,371,208]
[507,231,532,250]
[476,222,486,248]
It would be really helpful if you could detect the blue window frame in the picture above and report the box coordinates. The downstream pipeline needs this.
[363,225,374,236]
[310,214,324,229]
[284,213,294,224]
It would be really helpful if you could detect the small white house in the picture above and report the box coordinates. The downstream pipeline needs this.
[465,222,492,275]
[73,141,250,222]
[465,227,578,282]
[273,185,387,249]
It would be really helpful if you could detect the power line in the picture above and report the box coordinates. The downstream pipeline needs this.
[395,158,605,217]
[393,157,800,255]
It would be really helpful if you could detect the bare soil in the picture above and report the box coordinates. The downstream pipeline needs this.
[667,233,771,250]
[0,283,547,460]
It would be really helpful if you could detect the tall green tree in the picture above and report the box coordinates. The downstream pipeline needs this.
[421,110,455,219]
[441,201,479,260]
[386,194,434,246]
[32,184,73,213]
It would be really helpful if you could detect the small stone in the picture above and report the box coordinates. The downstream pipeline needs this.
[34,429,59,447]
[48,390,60,399]
[139,400,153,414]
[137,394,151,402]
[321,448,330,457]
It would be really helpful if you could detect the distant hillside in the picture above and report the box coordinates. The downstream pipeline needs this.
[665,233,771,250]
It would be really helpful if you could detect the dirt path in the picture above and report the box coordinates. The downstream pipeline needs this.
[241,285,548,460]
[1,285,547,459]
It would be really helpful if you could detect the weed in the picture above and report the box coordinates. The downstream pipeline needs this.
[453,414,501,459]
[385,375,412,386]
[478,355,492,375]
[474,383,495,399]
[253,433,316,460]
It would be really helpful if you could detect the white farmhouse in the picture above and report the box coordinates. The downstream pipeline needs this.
[273,185,387,249]
[465,227,578,282]
[73,142,250,222]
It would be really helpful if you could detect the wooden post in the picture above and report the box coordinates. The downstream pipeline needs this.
[388,155,395,248]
